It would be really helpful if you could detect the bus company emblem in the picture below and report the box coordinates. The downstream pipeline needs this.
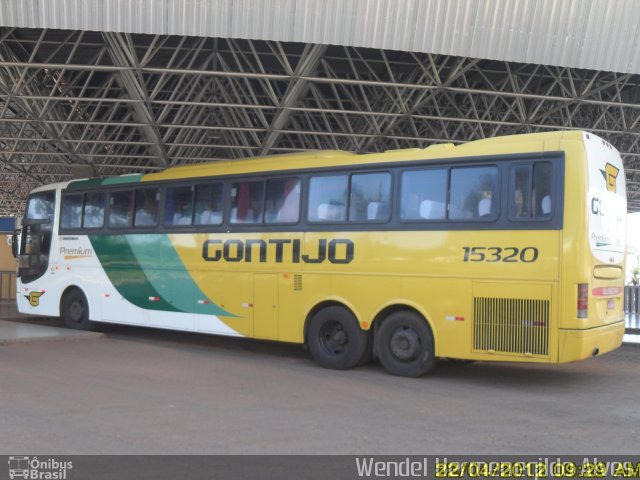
[600,163,619,193]
[24,291,44,307]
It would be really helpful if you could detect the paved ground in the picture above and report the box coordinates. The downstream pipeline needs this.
[1,314,639,455]
[0,319,103,345]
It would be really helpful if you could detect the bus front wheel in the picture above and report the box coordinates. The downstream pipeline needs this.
[62,289,92,330]
[308,306,368,370]
[376,311,436,377]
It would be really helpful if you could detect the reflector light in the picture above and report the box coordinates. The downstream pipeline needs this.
[577,283,588,319]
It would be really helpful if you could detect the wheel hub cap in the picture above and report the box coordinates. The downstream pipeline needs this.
[320,321,348,355]
[70,301,83,322]
[390,327,420,361]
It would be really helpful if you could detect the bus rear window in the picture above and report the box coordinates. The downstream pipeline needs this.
[25,191,55,221]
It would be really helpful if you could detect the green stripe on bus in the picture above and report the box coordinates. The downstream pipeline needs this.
[101,174,144,186]
[66,178,105,190]
[89,235,179,312]
[67,175,143,191]
[89,234,235,317]
[125,234,235,317]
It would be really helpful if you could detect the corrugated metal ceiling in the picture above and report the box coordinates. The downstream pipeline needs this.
[1,0,640,75]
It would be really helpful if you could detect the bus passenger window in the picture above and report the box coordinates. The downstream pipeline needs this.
[83,192,106,229]
[510,165,531,218]
[308,175,348,223]
[349,172,391,222]
[108,191,134,228]
[265,178,300,224]
[509,161,552,220]
[533,162,552,217]
[194,183,224,226]
[449,166,498,220]
[165,186,194,226]
[230,181,264,224]
[400,169,446,220]
[134,188,159,227]
[61,194,83,229]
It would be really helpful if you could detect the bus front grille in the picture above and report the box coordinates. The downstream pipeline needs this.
[473,297,549,356]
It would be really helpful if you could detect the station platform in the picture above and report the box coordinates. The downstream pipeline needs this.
[0,304,103,345]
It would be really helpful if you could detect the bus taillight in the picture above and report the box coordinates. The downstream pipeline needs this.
[577,283,589,318]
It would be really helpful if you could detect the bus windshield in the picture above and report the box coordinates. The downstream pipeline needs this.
[25,191,55,222]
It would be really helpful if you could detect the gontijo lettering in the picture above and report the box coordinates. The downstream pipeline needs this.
[202,238,354,264]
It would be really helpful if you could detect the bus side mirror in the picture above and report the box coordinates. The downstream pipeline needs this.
[10,229,19,257]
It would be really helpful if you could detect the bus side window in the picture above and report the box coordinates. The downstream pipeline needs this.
[349,172,391,222]
[61,194,83,229]
[510,165,532,218]
[449,166,498,220]
[308,175,348,223]
[265,178,300,224]
[108,191,134,228]
[400,168,447,221]
[509,161,552,220]
[533,162,553,217]
[134,188,160,227]
[165,186,194,226]
[83,192,106,229]
[194,183,224,226]
[230,180,264,224]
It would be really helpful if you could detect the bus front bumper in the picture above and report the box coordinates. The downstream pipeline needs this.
[558,320,625,363]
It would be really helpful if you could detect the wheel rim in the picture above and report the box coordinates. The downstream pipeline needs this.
[319,320,348,356]
[389,326,421,361]
[69,299,85,323]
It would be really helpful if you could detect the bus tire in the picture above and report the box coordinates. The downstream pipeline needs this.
[62,289,92,330]
[376,311,436,377]
[308,306,368,370]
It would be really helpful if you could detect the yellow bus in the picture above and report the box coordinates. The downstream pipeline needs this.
[13,130,626,376]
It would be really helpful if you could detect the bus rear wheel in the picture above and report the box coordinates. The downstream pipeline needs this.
[308,306,368,370]
[62,289,92,330]
[376,311,436,377]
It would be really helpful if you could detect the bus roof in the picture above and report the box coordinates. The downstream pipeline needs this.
[65,130,589,190]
